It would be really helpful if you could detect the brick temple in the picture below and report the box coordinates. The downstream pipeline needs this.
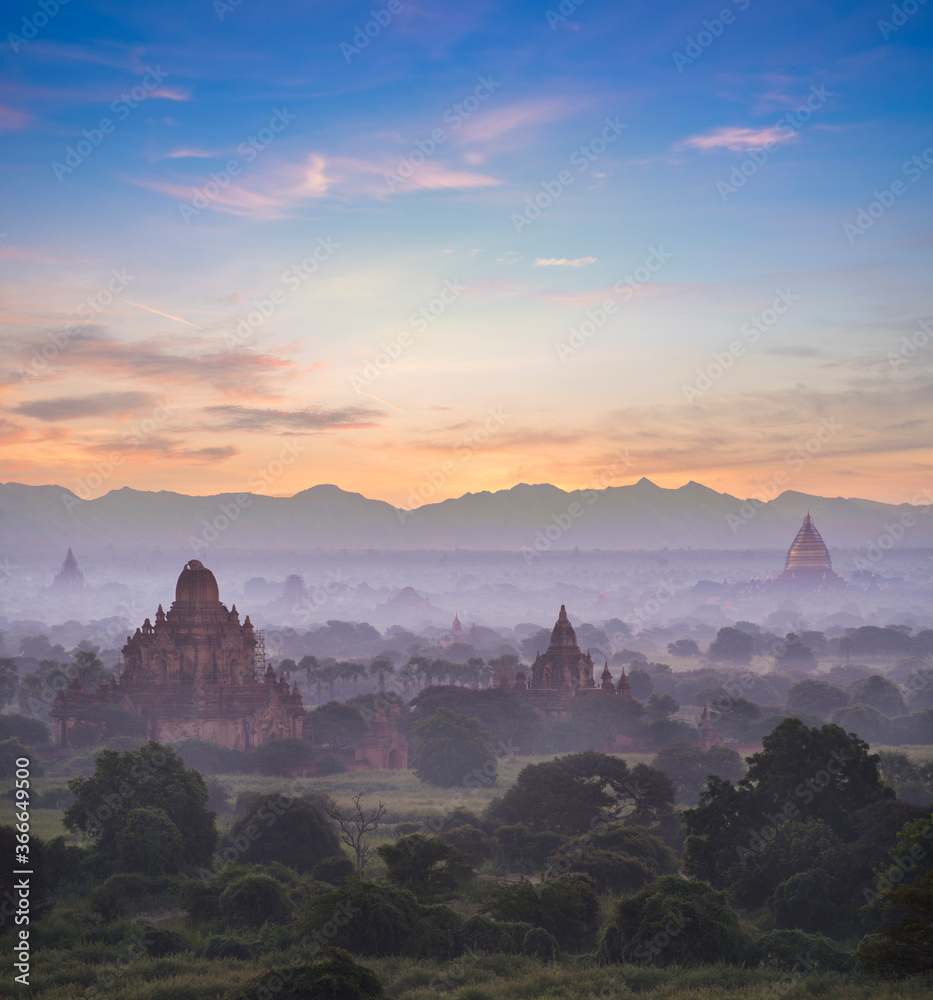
[510,605,635,717]
[52,559,304,750]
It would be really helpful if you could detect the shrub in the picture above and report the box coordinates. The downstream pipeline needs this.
[201,933,253,960]
[523,926,559,961]
[218,872,293,927]
[461,915,531,954]
[228,948,384,1000]
[757,928,854,972]
[311,855,355,886]
[141,925,187,957]
[598,876,755,966]
[481,873,599,951]
[299,877,422,957]
[442,824,495,865]
[225,792,340,873]
[116,806,184,875]
[377,834,473,902]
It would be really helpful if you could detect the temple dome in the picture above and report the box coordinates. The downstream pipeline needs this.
[549,605,578,648]
[783,513,833,573]
[175,559,221,603]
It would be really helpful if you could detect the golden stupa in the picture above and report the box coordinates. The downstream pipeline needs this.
[777,513,843,582]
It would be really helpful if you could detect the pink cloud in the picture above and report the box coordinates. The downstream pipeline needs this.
[0,105,31,131]
[456,97,582,144]
[675,126,798,152]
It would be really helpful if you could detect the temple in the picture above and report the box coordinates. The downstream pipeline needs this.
[776,513,844,587]
[51,560,304,750]
[514,605,634,716]
[52,548,86,591]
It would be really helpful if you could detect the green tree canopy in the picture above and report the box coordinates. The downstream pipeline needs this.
[377,834,473,902]
[411,707,496,788]
[684,719,892,891]
[225,792,340,873]
[786,679,849,720]
[707,627,754,665]
[63,741,217,868]
[597,875,755,966]
[487,752,673,836]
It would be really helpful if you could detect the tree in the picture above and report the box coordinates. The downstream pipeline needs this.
[377,834,473,902]
[785,679,849,720]
[775,633,817,669]
[64,741,217,868]
[0,738,44,779]
[828,703,894,744]
[406,686,541,754]
[0,714,49,745]
[487,752,673,836]
[227,793,340,873]
[684,719,893,889]
[653,742,745,806]
[848,675,907,717]
[310,702,368,747]
[481,873,600,951]
[219,872,292,927]
[299,877,422,957]
[411,707,496,788]
[0,657,17,710]
[858,870,933,977]
[248,737,315,776]
[322,793,387,872]
[707,627,753,665]
[597,876,755,966]
[171,738,246,774]
[116,806,183,875]
[646,693,679,722]
[667,639,700,658]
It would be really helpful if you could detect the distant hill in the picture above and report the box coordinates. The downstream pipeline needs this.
[1,478,931,552]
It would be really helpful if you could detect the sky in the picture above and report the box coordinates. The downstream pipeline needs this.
[1,0,931,508]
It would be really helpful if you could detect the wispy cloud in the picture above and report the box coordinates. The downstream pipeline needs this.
[15,391,154,422]
[203,404,383,433]
[0,105,31,131]
[675,126,798,152]
[535,257,597,268]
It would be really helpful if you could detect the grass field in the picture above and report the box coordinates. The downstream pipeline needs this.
[21,946,933,1000]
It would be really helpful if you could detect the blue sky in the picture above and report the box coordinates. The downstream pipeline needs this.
[1,0,931,505]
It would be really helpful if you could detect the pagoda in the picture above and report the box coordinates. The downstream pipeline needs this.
[51,560,304,750]
[52,548,86,591]
[777,513,844,587]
